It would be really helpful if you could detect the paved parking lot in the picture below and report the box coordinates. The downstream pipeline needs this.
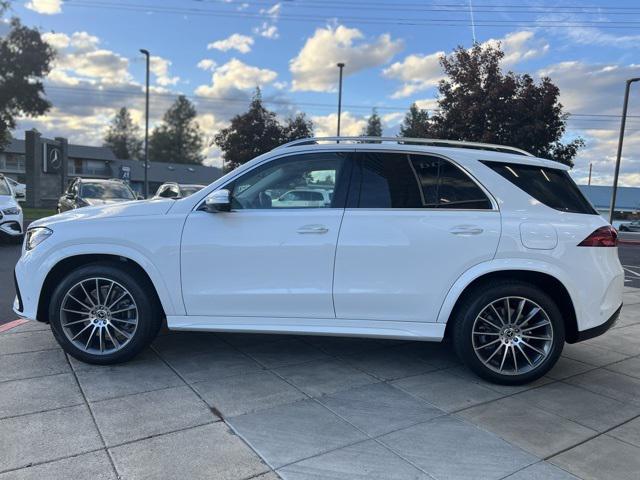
[2,288,640,479]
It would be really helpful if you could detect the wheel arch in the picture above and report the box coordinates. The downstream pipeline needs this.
[37,254,167,324]
[440,266,580,343]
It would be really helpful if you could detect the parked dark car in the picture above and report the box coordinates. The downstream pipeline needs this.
[57,178,139,213]
[619,220,640,232]
[154,182,205,199]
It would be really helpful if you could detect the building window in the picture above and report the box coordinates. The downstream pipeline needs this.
[0,153,26,173]
[67,158,110,177]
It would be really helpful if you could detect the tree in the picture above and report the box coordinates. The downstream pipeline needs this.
[399,103,430,138]
[103,107,143,159]
[0,1,54,149]
[362,108,382,137]
[428,43,582,166]
[214,89,314,172]
[149,95,204,164]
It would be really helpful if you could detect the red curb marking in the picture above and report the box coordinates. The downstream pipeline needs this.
[0,319,28,333]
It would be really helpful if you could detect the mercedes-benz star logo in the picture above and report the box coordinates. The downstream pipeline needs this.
[49,147,61,168]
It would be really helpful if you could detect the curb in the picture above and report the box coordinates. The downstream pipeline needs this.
[0,319,28,333]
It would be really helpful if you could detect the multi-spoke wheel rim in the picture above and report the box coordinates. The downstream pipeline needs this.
[60,277,138,355]
[472,296,554,376]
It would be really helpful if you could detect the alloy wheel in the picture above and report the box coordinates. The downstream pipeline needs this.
[471,296,554,376]
[59,277,138,355]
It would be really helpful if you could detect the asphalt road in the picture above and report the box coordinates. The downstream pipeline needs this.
[2,234,640,326]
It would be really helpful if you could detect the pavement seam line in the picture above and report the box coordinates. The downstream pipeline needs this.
[63,352,121,479]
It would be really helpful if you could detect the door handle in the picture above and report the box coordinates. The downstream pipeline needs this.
[297,224,329,234]
[450,225,484,236]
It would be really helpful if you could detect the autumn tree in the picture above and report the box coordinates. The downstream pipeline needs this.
[150,95,204,164]
[0,1,54,148]
[428,42,582,165]
[103,107,143,159]
[215,89,313,172]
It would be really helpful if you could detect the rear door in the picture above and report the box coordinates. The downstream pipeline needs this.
[333,150,501,323]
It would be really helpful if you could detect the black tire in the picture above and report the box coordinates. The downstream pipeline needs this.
[452,281,564,385]
[49,262,162,365]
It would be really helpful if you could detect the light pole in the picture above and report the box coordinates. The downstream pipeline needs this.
[336,63,345,137]
[140,49,150,199]
[609,77,640,223]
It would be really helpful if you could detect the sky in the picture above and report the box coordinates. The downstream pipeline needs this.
[7,0,640,186]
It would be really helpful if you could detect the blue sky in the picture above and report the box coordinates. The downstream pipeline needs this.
[10,0,640,185]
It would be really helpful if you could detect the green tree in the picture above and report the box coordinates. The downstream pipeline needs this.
[399,103,430,138]
[214,89,313,172]
[103,107,143,159]
[0,1,54,149]
[429,42,582,166]
[362,108,382,137]
[149,95,204,164]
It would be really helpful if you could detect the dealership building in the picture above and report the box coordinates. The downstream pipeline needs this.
[0,135,222,208]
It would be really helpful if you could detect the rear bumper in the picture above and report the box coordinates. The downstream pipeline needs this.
[572,304,622,343]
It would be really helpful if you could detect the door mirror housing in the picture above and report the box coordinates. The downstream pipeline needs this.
[204,189,232,212]
[65,193,75,200]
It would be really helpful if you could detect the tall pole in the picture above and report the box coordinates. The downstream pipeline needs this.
[609,77,640,224]
[336,63,345,137]
[140,49,150,199]
[588,163,592,186]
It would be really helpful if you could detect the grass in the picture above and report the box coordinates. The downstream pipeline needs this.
[22,208,57,220]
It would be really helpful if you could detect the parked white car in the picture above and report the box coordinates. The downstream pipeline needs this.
[271,188,332,208]
[0,174,24,242]
[14,137,623,384]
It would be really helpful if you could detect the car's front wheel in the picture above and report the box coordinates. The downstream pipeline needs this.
[49,262,161,364]
[453,281,564,385]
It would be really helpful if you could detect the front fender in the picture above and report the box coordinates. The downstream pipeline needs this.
[18,242,182,321]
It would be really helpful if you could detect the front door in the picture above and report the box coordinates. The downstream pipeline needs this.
[181,151,352,318]
[333,151,501,323]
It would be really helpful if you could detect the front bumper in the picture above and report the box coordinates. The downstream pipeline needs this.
[0,219,23,237]
[573,304,622,343]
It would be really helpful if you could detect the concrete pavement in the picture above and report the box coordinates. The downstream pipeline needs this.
[2,289,640,479]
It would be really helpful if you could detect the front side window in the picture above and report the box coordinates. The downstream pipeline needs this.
[482,161,597,214]
[229,152,347,209]
[355,152,491,209]
[0,178,11,196]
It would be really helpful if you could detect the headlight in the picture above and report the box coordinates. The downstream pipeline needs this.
[2,207,21,215]
[25,227,52,251]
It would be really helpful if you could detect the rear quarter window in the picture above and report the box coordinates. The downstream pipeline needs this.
[482,161,596,215]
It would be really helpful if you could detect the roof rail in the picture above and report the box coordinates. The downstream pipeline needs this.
[276,136,533,156]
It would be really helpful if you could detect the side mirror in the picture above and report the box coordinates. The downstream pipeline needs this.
[204,189,232,213]
[137,194,145,200]
[65,193,75,200]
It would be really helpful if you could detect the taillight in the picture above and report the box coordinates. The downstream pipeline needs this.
[578,226,618,247]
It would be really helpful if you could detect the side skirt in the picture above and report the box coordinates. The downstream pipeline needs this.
[166,315,446,341]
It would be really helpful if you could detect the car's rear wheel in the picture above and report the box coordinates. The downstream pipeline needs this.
[452,281,564,385]
[49,262,161,364]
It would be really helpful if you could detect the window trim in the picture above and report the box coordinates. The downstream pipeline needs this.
[349,149,498,212]
[196,150,355,212]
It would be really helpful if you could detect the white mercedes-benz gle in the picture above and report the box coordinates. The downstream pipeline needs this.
[14,137,623,384]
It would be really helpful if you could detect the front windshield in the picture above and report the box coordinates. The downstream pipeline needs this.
[81,182,135,200]
[0,178,11,196]
[180,186,203,197]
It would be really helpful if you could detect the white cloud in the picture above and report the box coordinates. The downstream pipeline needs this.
[385,31,548,99]
[196,58,278,98]
[311,111,367,137]
[482,31,549,67]
[290,25,403,92]
[208,34,254,54]
[383,52,444,99]
[42,32,70,49]
[25,0,61,14]
[150,56,180,86]
[197,59,217,71]
[69,32,100,52]
[254,22,279,39]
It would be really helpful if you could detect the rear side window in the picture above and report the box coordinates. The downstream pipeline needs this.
[355,152,492,209]
[483,161,596,214]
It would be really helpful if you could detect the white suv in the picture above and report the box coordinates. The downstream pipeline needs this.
[14,137,623,384]
[0,174,24,242]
